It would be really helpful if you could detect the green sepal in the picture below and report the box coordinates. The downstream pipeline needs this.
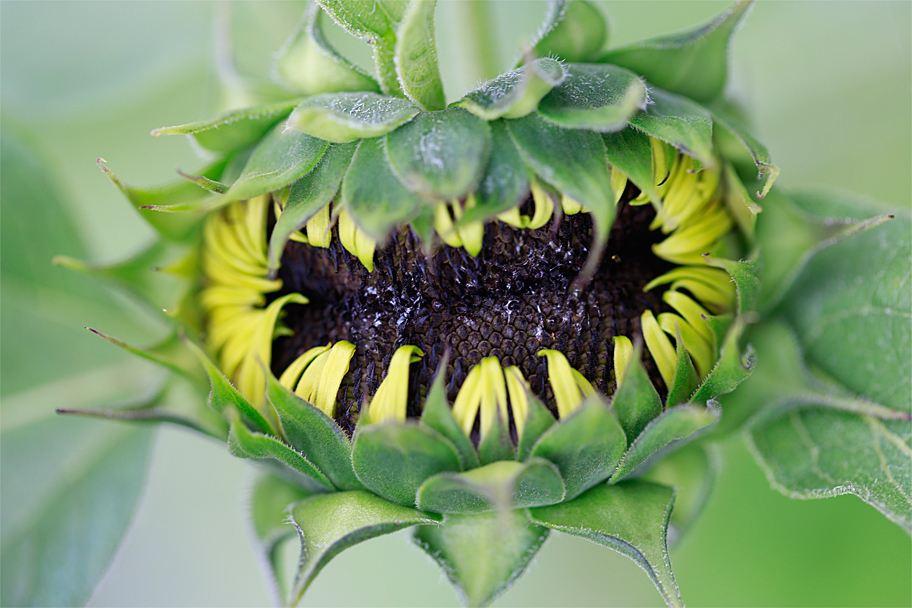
[184,339,274,435]
[516,393,556,462]
[530,397,626,500]
[538,63,646,133]
[413,510,549,608]
[340,137,422,240]
[275,2,380,95]
[97,160,212,242]
[609,340,663,444]
[722,161,762,240]
[459,120,531,225]
[395,0,445,111]
[665,332,700,407]
[707,255,760,315]
[420,359,481,470]
[316,0,405,96]
[643,443,719,543]
[249,473,314,602]
[151,98,301,153]
[227,411,334,493]
[456,58,566,121]
[689,318,754,404]
[266,370,363,491]
[532,0,607,63]
[288,490,441,605]
[602,127,663,207]
[53,240,188,319]
[84,328,206,387]
[352,421,462,506]
[225,122,330,204]
[711,107,778,199]
[268,142,356,274]
[287,93,418,143]
[56,379,227,440]
[417,459,565,514]
[385,107,492,201]
[597,0,753,104]
[610,401,721,482]
[477,410,516,465]
[754,189,895,313]
[628,87,714,168]
[529,480,682,608]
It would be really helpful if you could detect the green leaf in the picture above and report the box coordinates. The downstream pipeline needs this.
[602,127,663,207]
[340,137,422,240]
[780,192,909,415]
[225,121,330,203]
[413,510,549,608]
[266,371,363,491]
[611,402,720,482]
[352,421,462,506]
[610,340,663,443]
[420,360,480,470]
[711,107,779,199]
[597,0,753,103]
[665,333,700,407]
[395,0,445,111]
[643,443,719,543]
[288,93,418,143]
[628,87,714,168]
[456,58,566,121]
[417,459,565,514]
[460,120,531,225]
[516,393,556,462]
[1,417,153,607]
[228,414,334,493]
[750,410,911,534]
[288,490,440,605]
[756,189,897,313]
[532,0,607,63]
[268,142,356,273]
[97,160,213,241]
[538,63,646,133]
[83,328,206,387]
[529,480,682,608]
[248,473,314,601]
[385,107,492,201]
[151,98,301,153]
[275,2,380,95]
[530,397,626,500]
[708,255,760,315]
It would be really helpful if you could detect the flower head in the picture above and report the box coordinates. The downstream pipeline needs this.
[60,1,783,606]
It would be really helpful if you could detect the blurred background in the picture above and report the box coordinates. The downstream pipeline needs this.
[1,1,910,606]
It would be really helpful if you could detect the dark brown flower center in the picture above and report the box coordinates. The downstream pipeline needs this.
[271,184,672,433]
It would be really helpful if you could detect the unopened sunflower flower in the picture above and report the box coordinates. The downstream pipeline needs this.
[53,1,909,606]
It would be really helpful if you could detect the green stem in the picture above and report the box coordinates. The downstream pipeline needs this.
[464,0,499,81]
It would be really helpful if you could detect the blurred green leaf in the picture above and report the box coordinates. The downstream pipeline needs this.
[529,480,682,608]
[598,0,752,103]
[532,0,607,62]
[1,417,153,607]
[395,0,446,111]
[456,59,565,121]
[413,510,549,608]
[288,490,439,605]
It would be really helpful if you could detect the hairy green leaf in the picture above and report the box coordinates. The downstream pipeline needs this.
[288,93,418,143]
[628,87,714,168]
[395,0,445,110]
[532,0,607,62]
[457,59,565,121]
[538,63,646,132]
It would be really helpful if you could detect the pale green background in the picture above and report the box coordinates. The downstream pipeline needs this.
[1,1,910,606]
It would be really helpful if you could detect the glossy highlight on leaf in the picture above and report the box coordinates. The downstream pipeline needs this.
[288,92,418,143]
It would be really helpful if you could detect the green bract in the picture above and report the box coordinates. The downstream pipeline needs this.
[51,1,910,607]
